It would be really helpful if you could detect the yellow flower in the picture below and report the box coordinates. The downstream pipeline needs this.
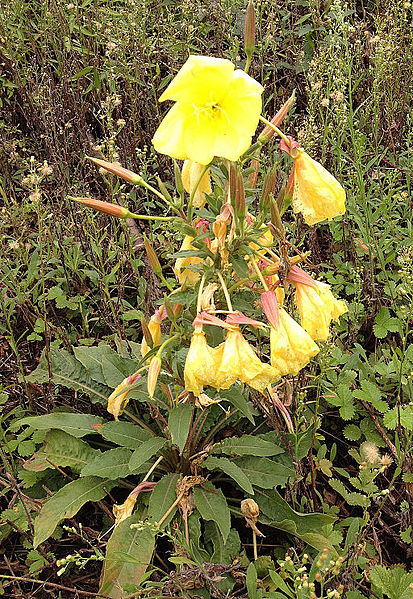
[269,309,319,376]
[173,235,203,286]
[294,280,348,341]
[141,309,164,358]
[215,328,280,393]
[113,495,136,525]
[184,329,222,396]
[152,55,263,165]
[290,147,346,226]
[107,373,141,420]
[181,160,212,208]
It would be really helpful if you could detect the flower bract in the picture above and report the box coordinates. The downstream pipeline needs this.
[152,55,263,165]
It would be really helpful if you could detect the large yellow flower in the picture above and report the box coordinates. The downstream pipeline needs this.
[152,55,263,165]
[294,280,348,341]
[184,329,222,396]
[290,147,346,226]
[173,235,203,286]
[181,160,212,208]
[215,328,280,393]
[270,309,319,376]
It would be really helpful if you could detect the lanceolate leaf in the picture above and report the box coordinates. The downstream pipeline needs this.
[23,430,99,474]
[204,521,241,564]
[100,421,152,449]
[81,448,132,479]
[129,437,166,472]
[213,435,283,457]
[15,412,104,438]
[148,473,180,528]
[168,403,193,453]
[99,513,155,599]
[34,477,114,547]
[74,344,138,388]
[254,488,337,555]
[233,456,294,489]
[193,481,230,543]
[203,456,254,494]
[219,388,256,424]
[25,347,111,403]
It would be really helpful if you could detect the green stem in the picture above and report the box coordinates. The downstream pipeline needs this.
[259,116,291,147]
[250,256,269,291]
[217,271,233,311]
[129,213,175,222]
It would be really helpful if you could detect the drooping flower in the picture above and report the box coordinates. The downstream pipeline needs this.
[107,372,142,420]
[184,328,223,397]
[173,235,203,286]
[214,326,280,393]
[281,140,346,226]
[141,307,166,358]
[181,160,212,208]
[261,290,319,376]
[288,265,348,341]
[113,481,156,525]
[152,55,263,165]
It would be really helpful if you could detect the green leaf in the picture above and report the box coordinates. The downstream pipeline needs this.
[373,308,401,339]
[81,448,132,479]
[268,571,294,598]
[234,457,294,488]
[129,437,166,472]
[168,403,193,453]
[220,388,256,424]
[25,347,110,403]
[246,562,257,599]
[193,481,230,543]
[383,405,413,431]
[213,435,283,457]
[99,513,155,599]
[400,525,412,544]
[74,344,138,388]
[34,477,113,547]
[353,380,388,413]
[99,421,152,449]
[23,430,98,474]
[254,489,337,555]
[148,473,180,528]
[325,384,355,420]
[369,565,413,599]
[203,456,254,494]
[204,522,241,564]
[343,424,362,441]
[15,412,104,438]
[329,478,368,507]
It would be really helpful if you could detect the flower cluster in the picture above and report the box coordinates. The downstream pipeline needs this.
[76,52,348,427]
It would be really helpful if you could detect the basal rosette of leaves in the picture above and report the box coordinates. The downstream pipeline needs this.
[16,15,355,598]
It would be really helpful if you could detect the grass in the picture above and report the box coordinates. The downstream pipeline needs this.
[1,0,413,596]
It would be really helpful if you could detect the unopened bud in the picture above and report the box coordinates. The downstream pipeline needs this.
[258,90,296,144]
[71,197,131,219]
[174,160,184,196]
[244,2,255,57]
[144,235,162,276]
[147,356,161,398]
[270,198,285,239]
[260,166,277,214]
[229,162,238,205]
[163,296,175,322]
[87,156,143,185]
[173,303,184,319]
[141,318,153,348]
[157,176,173,204]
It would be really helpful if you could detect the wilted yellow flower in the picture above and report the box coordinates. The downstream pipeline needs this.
[113,495,136,525]
[173,235,203,286]
[141,308,165,358]
[152,55,263,165]
[294,279,348,341]
[215,328,280,392]
[270,309,319,376]
[182,160,212,208]
[107,372,141,420]
[289,147,346,226]
[184,329,222,396]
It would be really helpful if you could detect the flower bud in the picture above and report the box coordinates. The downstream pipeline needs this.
[144,235,162,276]
[241,498,259,520]
[71,197,131,219]
[236,172,246,219]
[244,2,256,57]
[260,166,277,214]
[147,355,161,398]
[258,90,296,144]
[87,156,143,185]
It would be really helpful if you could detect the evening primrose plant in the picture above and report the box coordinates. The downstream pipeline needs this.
[18,4,351,596]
